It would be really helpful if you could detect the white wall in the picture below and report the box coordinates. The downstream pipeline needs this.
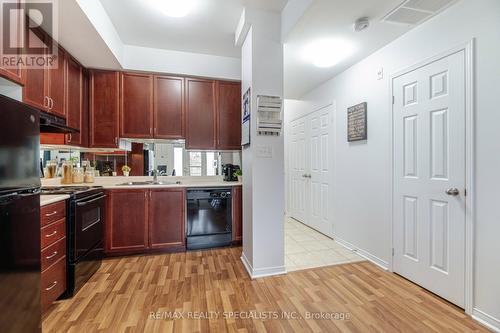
[123,45,241,80]
[284,0,500,329]
[241,9,285,278]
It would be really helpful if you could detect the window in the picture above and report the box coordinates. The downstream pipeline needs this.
[189,152,202,176]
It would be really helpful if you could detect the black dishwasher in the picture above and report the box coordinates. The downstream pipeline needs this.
[186,188,232,250]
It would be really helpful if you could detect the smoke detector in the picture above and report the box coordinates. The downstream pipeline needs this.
[354,17,370,32]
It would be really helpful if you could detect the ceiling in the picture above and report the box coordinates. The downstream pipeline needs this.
[99,0,288,58]
[284,0,415,98]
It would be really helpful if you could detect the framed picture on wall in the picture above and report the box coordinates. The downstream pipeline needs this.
[242,87,251,146]
[347,102,367,142]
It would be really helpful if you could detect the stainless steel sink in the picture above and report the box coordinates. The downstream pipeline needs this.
[116,181,182,186]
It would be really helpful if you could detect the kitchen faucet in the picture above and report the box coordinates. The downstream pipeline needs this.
[152,169,158,182]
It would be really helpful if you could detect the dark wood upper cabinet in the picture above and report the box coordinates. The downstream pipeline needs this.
[217,81,241,150]
[65,56,83,145]
[47,45,67,117]
[0,0,24,85]
[106,190,148,254]
[120,72,153,138]
[185,78,217,150]
[149,189,185,250]
[154,75,184,139]
[89,70,120,148]
[23,29,48,110]
[232,186,242,242]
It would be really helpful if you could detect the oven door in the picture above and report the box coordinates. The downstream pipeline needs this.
[72,193,105,262]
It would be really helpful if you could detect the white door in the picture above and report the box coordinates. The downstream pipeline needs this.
[309,109,331,235]
[290,118,308,222]
[393,50,466,307]
[288,107,332,236]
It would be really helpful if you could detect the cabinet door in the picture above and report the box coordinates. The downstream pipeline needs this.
[154,75,184,139]
[232,186,242,242]
[89,70,120,148]
[217,81,241,150]
[0,0,24,85]
[23,29,48,110]
[149,189,185,250]
[47,45,66,117]
[185,78,217,150]
[65,56,82,145]
[106,190,148,254]
[120,72,153,138]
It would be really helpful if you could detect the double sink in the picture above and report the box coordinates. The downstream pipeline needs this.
[116,180,182,186]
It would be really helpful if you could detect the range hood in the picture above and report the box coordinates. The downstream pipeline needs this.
[40,112,79,134]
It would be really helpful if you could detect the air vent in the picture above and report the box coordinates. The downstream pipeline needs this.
[382,0,457,25]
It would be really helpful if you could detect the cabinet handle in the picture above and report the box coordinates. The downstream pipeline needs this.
[44,230,57,238]
[68,133,72,142]
[115,137,118,145]
[45,281,58,291]
[45,211,57,217]
[50,98,54,110]
[43,96,49,109]
[45,251,58,260]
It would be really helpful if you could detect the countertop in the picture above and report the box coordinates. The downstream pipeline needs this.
[41,176,242,190]
[40,194,70,207]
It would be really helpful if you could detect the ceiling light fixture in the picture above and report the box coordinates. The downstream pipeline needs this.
[147,0,196,18]
[302,38,355,68]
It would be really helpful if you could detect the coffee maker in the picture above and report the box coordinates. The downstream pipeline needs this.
[222,164,240,182]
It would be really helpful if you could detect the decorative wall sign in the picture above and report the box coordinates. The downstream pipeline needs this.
[347,102,367,142]
[241,87,251,146]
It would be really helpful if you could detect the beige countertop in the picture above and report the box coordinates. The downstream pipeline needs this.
[41,176,242,190]
[40,194,70,207]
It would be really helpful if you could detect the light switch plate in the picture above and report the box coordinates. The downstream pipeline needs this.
[256,145,273,158]
[377,67,384,80]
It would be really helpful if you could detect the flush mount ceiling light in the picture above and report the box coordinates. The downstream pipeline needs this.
[146,0,196,18]
[302,38,355,68]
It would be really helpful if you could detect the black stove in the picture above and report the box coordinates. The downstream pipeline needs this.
[41,185,105,297]
[41,186,103,199]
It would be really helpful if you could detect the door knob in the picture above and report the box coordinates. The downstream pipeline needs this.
[445,188,460,196]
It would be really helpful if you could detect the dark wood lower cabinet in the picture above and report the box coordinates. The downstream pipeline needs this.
[105,188,185,256]
[105,189,149,255]
[232,186,242,243]
[149,189,185,250]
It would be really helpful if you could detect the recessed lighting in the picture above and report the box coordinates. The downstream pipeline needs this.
[146,0,196,18]
[302,38,355,68]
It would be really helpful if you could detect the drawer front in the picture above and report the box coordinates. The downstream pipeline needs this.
[41,201,66,227]
[41,237,66,273]
[41,256,66,313]
[41,218,66,249]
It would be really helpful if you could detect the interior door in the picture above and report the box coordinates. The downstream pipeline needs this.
[289,117,309,224]
[393,50,466,307]
[309,108,332,235]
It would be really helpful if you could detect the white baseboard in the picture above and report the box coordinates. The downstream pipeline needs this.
[240,252,287,279]
[472,308,500,333]
[333,235,389,270]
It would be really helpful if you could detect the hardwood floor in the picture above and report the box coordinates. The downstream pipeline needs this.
[43,247,489,333]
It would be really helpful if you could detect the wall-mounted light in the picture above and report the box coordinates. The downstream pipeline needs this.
[302,38,355,68]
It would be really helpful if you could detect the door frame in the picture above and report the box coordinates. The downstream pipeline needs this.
[389,40,475,314]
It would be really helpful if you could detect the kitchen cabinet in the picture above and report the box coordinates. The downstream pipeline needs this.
[0,0,24,85]
[89,70,120,148]
[40,201,67,314]
[23,30,67,117]
[120,72,154,138]
[105,188,186,256]
[149,189,185,250]
[65,55,83,145]
[232,185,242,243]
[154,75,184,139]
[217,81,241,150]
[105,189,149,254]
[185,78,217,150]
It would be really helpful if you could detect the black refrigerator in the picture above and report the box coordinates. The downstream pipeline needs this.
[0,94,41,332]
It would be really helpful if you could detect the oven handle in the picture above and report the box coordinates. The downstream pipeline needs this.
[76,194,107,207]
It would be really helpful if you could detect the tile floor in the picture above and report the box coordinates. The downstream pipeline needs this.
[285,217,365,271]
